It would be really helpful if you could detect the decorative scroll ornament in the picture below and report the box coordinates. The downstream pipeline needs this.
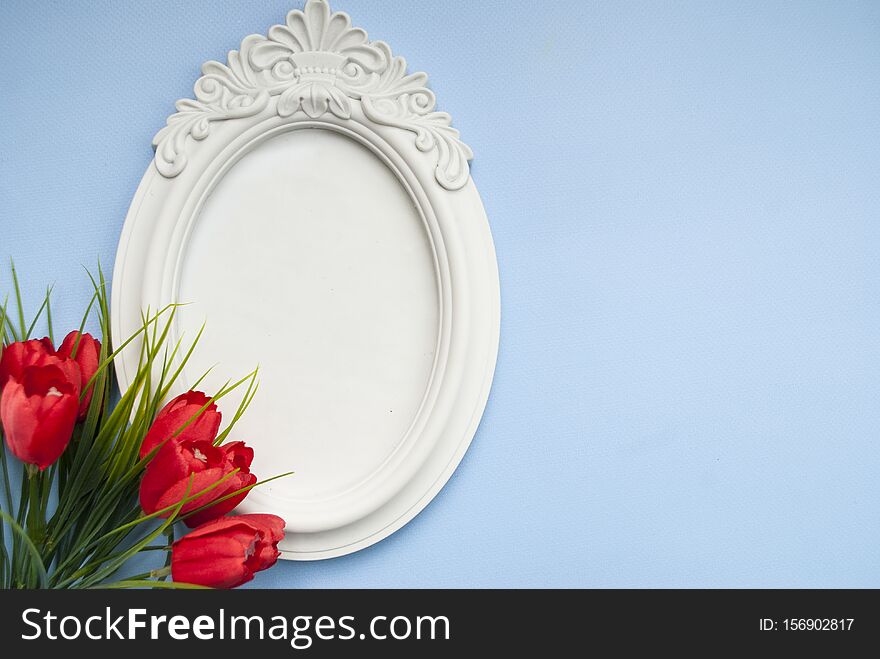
[153,0,473,190]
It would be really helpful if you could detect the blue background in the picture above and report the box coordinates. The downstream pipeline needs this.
[1,0,879,587]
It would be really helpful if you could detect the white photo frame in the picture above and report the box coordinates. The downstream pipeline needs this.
[111,0,500,560]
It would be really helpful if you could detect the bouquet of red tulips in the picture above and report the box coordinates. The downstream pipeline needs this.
[0,264,289,589]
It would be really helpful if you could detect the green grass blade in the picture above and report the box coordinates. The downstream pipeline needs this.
[9,260,27,339]
[25,284,54,339]
[179,471,293,523]
[95,580,209,590]
[0,509,48,588]
[45,285,54,343]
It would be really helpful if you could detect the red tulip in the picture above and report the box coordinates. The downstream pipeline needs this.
[183,442,257,527]
[139,438,257,527]
[0,338,54,389]
[171,514,285,588]
[139,391,221,459]
[56,331,101,421]
[0,357,81,469]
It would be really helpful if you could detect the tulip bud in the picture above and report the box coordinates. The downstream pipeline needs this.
[56,331,101,421]
[171,514,285,588]
[0,337,54,389]
[0,356,81,470]
[139,391,222,459]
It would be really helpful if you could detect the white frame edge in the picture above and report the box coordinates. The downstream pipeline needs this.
[111,0,500,560]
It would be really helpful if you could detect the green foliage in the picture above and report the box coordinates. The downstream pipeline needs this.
[0,263,282,589]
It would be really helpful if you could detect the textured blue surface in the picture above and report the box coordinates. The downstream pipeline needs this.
[1,0,879,587]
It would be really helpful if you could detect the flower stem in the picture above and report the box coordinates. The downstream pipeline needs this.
[26,465,44,545]
[150,566,171,579]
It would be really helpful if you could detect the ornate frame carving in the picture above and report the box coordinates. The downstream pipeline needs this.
[153,0,472,190]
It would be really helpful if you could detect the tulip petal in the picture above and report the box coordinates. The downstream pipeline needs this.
[241,514,286,542]
[139,391,222,458]
[172,536,253,589]
[170,515,286,588]
[147,467,226,515]
[183,472,257,527]
[0,338,55,388]
[57,331,101,419]
[1,374,78,470]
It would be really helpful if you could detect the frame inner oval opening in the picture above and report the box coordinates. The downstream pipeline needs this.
[176,127,441,503]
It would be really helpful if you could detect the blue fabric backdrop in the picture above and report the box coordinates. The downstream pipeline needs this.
[1,0,879,587]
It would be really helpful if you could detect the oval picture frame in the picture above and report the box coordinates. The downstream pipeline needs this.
[111,0,499,560]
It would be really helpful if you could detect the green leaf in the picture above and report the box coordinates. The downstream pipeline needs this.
[45,285,54,344]
[95,580,210,590]
[0,509,48,589]
[71,476,195,589]
[0,436,15,527]
[25,284,55,340]
[180,470,294,523]
[9,259,26,339]
[215,369,260,445]
[0,296,9,344]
